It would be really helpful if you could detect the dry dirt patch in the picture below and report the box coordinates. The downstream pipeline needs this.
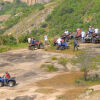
[0,15,10,21]
[56,88,85,100]
[36,72,83,88]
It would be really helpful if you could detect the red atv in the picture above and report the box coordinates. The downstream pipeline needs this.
[28,40,44,50]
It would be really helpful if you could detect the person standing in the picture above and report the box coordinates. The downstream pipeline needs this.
[64,29,69,36]
[94,28,99,34]
[89,26,94,35]
[74,38,79,51]
[81,31,86,42]
[77,28,82,37]
[28,37,31,44]
[44,35,48,45]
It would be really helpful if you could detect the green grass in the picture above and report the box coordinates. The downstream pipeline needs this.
[0,46,11,53]
[76,77,100,86]
[0,43,28,53]
[40,64,58,72]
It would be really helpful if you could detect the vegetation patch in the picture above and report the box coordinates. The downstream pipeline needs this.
[58,57,68,70]
[40,64,58,72]
[35,88,56,94]
[51,56,57,60]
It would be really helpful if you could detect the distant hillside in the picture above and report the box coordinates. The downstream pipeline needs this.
[45,0,100,37]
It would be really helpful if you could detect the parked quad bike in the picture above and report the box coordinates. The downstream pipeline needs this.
[56,45,69,50]
[56,42,69,50]
[28,40,44,50]
[61,34,74,42]
[93,35,100,43]
[0,77,16,87]
[84,35,92,43]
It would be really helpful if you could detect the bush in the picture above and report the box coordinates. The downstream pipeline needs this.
[39,5,44,10]
[40,64,58,72]
[0,35,17,45]
[51,56,57,60]
[18,34,28,43]
[40,22,48,28]
[46,64,58,72]
[58,57,68,69]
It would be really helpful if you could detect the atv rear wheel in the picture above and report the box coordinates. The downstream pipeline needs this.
[0,81,4,87]
[8,81,16,87]
[39,44,44,49]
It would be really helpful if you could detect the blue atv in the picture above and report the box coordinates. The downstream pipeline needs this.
[56,42,69,50]
[0,77,16,87]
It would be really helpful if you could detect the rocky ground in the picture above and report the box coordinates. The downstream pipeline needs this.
[0,43,100,100]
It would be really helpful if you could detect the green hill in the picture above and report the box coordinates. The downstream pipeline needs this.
[46,0,100,37]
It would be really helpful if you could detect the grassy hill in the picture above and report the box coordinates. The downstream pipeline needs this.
[45,0,100,37]
[0,0,45,34]
[0,0,100,52]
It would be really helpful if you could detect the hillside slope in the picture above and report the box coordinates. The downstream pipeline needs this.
[4,1,58,37]
[45,0,100,37]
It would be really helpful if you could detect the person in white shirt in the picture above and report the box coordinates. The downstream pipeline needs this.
[81,31,86,42]
[28,37,31,44]
[64,29,69,35]
[44,35,48,45]
[94,28,99,34]
[57,37,62,45]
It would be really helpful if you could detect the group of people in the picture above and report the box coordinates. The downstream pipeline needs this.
[76,26,99,42]
[28,37,36,45]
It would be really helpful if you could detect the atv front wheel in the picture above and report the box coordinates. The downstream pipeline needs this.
[0,81,4,87]
[8,81,16,87]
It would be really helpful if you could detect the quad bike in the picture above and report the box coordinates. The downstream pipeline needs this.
[28,40,44,50]
[35,40,44,49]
[0,77,16,87]
[93,35,100,43]
[56,42,69,50]
[84,35,92,43]
[61,34,74,42]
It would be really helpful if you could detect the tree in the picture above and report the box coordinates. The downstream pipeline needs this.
[80,52,97,81]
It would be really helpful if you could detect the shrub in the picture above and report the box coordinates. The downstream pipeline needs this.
[39,5,44,10]
[18,34,28,43]
[0,35,17,45]
[58,57,68,69]
[51,56,57,60]
[40,64,58,72]
[40,22,48,28]
[46,64,58,72]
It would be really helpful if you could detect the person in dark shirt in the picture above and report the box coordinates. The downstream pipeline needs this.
[74,38,79,51]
